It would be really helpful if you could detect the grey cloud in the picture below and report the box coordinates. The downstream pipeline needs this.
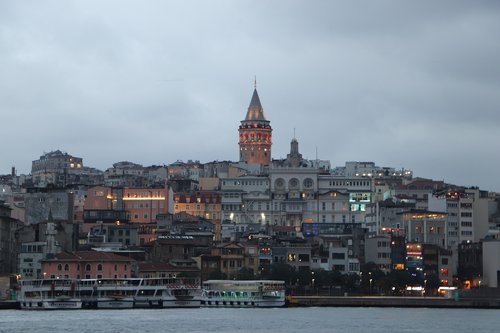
[1,1,499,191]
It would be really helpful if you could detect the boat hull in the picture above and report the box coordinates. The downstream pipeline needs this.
[20,299,82,310]
[201,298,285,308]
[161,298,201,308]
[97,298,135,309]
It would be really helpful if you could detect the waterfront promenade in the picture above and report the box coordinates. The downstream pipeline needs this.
[288,295,500,309]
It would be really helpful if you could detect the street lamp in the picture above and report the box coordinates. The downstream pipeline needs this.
[368,272,372,295]
[311,271,316,295]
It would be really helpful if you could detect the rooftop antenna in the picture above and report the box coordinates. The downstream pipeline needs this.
[293,128,296,139]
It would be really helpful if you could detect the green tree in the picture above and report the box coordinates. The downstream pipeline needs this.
[207,270,227,280]
[237,267,255,280]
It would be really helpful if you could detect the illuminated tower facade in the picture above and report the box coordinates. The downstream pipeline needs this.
[238,87,272,165]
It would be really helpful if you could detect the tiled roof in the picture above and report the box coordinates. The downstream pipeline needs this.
[45,251,132,262]
[137,262,198,272]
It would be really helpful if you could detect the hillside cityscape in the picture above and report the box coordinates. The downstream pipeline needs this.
[1,87,500,301]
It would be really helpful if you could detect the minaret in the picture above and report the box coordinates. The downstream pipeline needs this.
[46,210,57,255]
[238,82,272,165]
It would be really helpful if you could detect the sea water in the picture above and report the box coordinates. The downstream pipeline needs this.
[0,307,498,333]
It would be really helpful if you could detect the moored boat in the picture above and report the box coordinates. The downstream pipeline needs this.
[201,280,285,307]
[79,277,202,309]
[18,277,204,309]
[18,279,82,310]
[161,279,202,308]
[79,278,137,309]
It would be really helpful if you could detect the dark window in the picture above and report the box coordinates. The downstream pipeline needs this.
[298,254,310,262]
[332,253,345,260]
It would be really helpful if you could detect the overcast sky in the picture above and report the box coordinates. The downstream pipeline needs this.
[1,1,499,191]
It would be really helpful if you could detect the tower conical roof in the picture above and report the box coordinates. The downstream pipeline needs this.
[245,89,267,121]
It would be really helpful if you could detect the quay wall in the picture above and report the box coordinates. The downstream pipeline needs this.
[288,296,500,309]
[0,300,20,309]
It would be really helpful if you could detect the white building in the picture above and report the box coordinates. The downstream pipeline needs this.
[430,189,491,249]
[220,176,271,224]
[482,238,500,287]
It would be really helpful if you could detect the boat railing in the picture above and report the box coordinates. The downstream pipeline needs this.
[204,290,258,299]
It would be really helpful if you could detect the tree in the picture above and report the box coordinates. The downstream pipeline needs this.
[266,263,296,283]
[207,270,227,280]
[343,273,359,292]
[424,273,441,295]
[237,267,255,280]
[360,262,384,294]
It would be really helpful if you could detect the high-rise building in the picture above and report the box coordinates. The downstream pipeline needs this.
[238,87,272,165]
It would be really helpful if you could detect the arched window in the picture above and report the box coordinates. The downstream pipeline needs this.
[303,178,314,189]
[57,264,62,271]
[85,264,91,271]
[64,264,69,271]
[97,264,103,272]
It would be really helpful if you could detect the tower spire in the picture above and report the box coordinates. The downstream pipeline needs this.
[254,76,257,89]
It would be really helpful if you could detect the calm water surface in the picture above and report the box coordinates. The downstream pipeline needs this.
[0,307,498,333]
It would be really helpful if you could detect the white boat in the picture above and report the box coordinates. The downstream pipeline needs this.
[201,280,286,307]
[160,279,202,308]
[19,277,203,309]
[18,279,82,310]
[79,277,202,309]
[79,278,137,309]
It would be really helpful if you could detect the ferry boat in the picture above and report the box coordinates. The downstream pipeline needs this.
[161,280,202,308]
[201,280,286,307]
[79,277,202,309]
[133,277,202,308]
[18,277,203,309]
[18,279,82,310]
[79,278,137,309]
